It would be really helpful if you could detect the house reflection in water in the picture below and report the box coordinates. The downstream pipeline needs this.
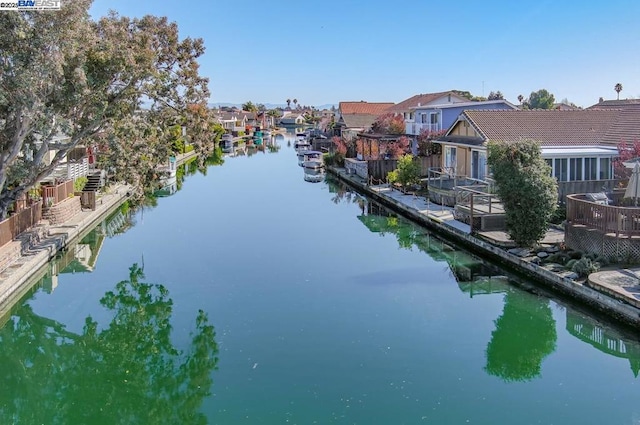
[356,198,505,287]
[566,308,640,377]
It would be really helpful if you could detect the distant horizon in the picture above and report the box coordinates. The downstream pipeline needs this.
[210,102,337,110]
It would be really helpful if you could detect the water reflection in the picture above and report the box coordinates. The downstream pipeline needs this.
[303,167,325,183]
[0,263,218,424]
[485,291,557,382]
[566,308,640,377]
[328,176,559,382]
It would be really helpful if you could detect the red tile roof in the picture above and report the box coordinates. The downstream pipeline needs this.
[461,109,627,147]
[339,101,394,115]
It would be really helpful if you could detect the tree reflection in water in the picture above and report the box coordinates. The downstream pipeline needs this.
[485,290,556,382]
[0,263,218,424]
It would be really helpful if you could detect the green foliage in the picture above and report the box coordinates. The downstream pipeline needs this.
[549,203,566,224]
[324,152,344,167]
[0,4,211,218]
[487,91,504,100]
[74,176,88,192]
[484,292,557,382]
[572,257,601,277]
[387,154,420,191]
[525,89,555,109]
[487,139,558,247]
[545,252,571,265]
[568,250,583,260]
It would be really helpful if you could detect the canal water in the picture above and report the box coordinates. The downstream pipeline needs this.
[2,134,640,424]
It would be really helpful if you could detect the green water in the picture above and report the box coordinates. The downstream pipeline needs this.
[2,134,640,424]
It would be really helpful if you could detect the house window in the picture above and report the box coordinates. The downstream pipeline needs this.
[409,112,414,120]
[569,158,583,181]
[554,158,568,181]
[421,114,428,124]
[584,158,597,180]
[430,113,438,124]
[599,158,612,180]
[444,146,457,173]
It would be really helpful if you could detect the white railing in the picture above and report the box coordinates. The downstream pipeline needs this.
[67,158,89,179]
[414,122,442,133]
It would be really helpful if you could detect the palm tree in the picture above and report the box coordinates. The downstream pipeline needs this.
[615,83,623,100]
[517,94,524,105]
[286,98,291,109]
[293,98,298,109]
[242,101,256,112]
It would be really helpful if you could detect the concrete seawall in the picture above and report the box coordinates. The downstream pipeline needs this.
[327,166,640,327]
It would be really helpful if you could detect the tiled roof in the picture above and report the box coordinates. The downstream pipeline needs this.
[602,110,640,145]
[588,99,640,110]
[462,109,623,146]
[341,114,379,130]
[387,91,467,113]
[339,101,394,115]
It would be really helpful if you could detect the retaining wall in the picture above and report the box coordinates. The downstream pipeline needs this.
[328,167,640,327]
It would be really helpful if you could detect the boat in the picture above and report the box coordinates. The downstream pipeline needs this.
[294,137,311,150]
[297,150,324,168]
[304,167,325,183]
[303,160,324,170]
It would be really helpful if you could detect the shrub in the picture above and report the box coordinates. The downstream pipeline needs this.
[565,259,579,270]
[324,152,344,167]
[487,139,558,247]
[74,176,88,192]
[572,257,601,278]
[567,250,583,260]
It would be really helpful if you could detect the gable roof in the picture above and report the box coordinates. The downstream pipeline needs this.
[387,91,468,113]
[458,109,625,147]
[339,101,394,115]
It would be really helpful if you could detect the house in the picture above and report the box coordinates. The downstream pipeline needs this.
[213,110,252,132]
[385,91,470,134]
[587,98,640,110]
[279,112,306,126]
[433,109,640,197]
[407,99,518,136]
[335,101,394,140]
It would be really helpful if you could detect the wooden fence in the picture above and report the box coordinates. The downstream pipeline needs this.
[42,180,74,208]
[0,201,42,247]
[367,155,441,181]
[567,194,640,237]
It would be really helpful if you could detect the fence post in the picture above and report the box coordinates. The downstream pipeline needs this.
[470,194,474,233]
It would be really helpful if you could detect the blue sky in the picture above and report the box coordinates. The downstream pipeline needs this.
[90,0,640,108]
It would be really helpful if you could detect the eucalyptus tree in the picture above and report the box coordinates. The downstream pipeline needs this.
[0,2,211,218]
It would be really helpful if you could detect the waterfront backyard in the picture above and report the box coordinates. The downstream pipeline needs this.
[2,134,640,424]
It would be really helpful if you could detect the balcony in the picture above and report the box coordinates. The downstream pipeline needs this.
[414,122,442,134]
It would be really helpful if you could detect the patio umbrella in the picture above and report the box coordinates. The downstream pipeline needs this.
[624,161,640,206]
